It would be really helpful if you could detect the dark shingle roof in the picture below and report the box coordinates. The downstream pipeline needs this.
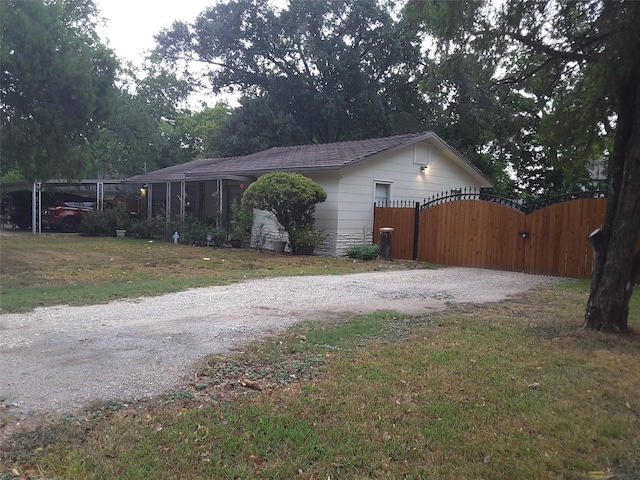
[190,132,429,175]
[127,157,223,182]
[127,132,491,185]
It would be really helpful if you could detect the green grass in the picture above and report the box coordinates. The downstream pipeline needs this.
[0,234,429,313]
[3,282,639,479]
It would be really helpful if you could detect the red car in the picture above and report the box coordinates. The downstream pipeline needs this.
[45,200,96,233]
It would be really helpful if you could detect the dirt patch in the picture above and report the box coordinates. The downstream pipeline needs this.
[0,267,557,438]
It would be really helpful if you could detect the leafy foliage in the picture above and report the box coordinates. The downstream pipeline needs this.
[127,218,154,240]
[229,200,254,240]
[345,244,379,261]
[85,60,196,178]
[176,102,232,159]
[404,0,603,198]
[208,95,308,157]
[405,0,640,332]
[288,225,325,249]
[179,217,222,245]
[156,0,428,146]
[0,0,118,181]
[242,172,327,252]
[79,209,119,237]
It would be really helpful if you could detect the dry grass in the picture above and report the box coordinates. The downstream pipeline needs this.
[0,234,428,313]
[2,281,639,480]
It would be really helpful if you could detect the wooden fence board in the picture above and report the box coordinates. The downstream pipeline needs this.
[374,196,619,279]
[373,205,416,260]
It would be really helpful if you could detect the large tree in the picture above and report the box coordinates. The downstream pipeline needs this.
[405,1,596,198]
[208,95,308,157]
[155,0,428,145]
[407,0,640,332]
[0,0,118,181]
[176,102,233,159]
[85,59,199,178]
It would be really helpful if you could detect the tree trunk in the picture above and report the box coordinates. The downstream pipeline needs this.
[584,61,640,333]
[378,227,394,261]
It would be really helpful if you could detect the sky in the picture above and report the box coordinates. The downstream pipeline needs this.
[95,0,213,67]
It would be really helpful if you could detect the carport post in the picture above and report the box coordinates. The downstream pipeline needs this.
[96,182,104,211]
[31,182,42,235]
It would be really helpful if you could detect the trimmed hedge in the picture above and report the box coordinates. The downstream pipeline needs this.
[345,244,379,261]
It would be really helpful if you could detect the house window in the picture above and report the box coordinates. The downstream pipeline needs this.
[375,182,391,205]
[450,187,462,198]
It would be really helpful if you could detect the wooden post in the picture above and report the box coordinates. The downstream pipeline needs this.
[413,201,420,260]
[378,227,394,261]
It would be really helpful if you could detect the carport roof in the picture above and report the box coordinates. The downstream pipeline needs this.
[126,131,492,186]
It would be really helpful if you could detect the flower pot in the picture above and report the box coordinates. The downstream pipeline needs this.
[116,229,126,238]
[272,240,287,253]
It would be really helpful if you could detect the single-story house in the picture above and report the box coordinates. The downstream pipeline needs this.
[126,131,493,255]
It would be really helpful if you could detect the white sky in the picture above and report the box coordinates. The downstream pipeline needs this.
[95,0,213,67]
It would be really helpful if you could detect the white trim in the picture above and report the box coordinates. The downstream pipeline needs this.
[374,180,392,204]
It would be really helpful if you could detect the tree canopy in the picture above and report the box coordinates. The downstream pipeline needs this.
[406,0,640,332]
[156,0,429,145]
[0,0,118,181]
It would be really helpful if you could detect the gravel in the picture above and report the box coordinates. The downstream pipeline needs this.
[0,267,556,430]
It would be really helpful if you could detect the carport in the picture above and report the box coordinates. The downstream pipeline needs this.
[0,179,136,234]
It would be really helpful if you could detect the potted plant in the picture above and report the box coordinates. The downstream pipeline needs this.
[229,200,253,247]
[288,226,324,255]
[114,205,129,237]
[271,223,288,253]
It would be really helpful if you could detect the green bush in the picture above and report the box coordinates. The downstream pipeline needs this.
[229,200,253,240]
[80,209,117,236]
[209,226,227,246]
[81,210,229,245]
[148,213,180,241]
[127,218,154,239]
[289,225,324,248]
[242,172,327,252]
[345,244,379,261]
[181,217,210,244]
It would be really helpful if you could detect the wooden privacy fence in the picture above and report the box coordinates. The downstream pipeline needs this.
[373,191,609,279]
[372,201,418,260]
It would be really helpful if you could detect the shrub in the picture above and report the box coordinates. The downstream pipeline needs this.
[242,172,327,252]
[345,244,379,261]
[148,212,180,241]
[80,209,117,236]
[229,200,253,240]
[181,217,211,245]
[127,219,154,239]
[209,226,227,246]
[289,225,324,248]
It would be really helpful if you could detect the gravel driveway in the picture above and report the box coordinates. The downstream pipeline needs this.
[0,267,556,430]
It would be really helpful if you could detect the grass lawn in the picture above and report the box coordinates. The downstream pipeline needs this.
[0,233,427,314]
[1,235,639,479]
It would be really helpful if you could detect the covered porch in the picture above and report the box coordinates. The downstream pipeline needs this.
[134,175,255,232]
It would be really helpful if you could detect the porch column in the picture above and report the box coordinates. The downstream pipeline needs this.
[217,179,223,224]
[96,182,104,211]
[180,181,186,219]
[147,184,153,220]
[165,182,171,228]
